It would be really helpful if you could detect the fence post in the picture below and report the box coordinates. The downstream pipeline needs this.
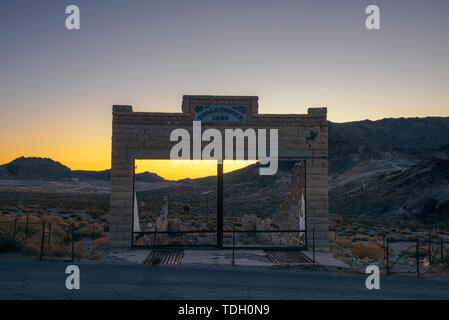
[47,223,52,248]
[153,225,157,249]
[416,239,420,278]
[232,228,235,266]
[13,217,17,241]
[71,224,75,263]
[39,221,46,261]
[312,227,315,264]
[441,233,444,263]
[25,214,29,239]
[386,237,389,276]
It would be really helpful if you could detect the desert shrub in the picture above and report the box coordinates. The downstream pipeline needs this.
[87,208,104,219]
[76,226,93,239]
[69,213,79,219]
[0,212,13,222]
[335,239,353,248]
[91,222,106,238]
[78,221,89,228]
[93,236,109,250]
[354,234,371,242]
[23,239,41,256]
[46,215,65,224]
[352,242,384,260]
[386,235,400,242]
[44,244,68,258]
[405,234,419,241]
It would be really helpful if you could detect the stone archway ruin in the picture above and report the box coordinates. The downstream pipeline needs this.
[109,95,329,251]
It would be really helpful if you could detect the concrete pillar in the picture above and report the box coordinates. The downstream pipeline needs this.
[109,105,134,247]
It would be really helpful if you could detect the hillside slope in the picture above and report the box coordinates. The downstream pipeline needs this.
[329,117,449,221]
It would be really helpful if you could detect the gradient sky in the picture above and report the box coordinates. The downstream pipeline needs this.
[1,0,448,178]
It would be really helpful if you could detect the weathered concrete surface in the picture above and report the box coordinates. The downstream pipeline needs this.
[302,250,350,268]
[98,249,347,268]
[107,249,151,264]
[1,259,449,299]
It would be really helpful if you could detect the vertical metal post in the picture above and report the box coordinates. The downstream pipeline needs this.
[25,214,29,239]
[232,228,235,266]
[312,227,315,264]
[206,196,209,221]
[303,160,308,249]
[131,161,136,248]
[386,237,389,276]
[153,225,157,249]
[441,233,444,262]
[416,239,420,278]
[39,221,46,261]
[47,223,52,247]
[217,162,224,248]
[13,217,17,241]
[428,231,432,264]
[71,224,75,263]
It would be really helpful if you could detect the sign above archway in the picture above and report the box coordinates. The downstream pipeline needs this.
[193,104,247,123]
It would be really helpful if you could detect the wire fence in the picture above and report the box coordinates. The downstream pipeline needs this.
[384,232,449,277]
[0,215,101,262]
[132,228,308,249]
[331,229,449,277]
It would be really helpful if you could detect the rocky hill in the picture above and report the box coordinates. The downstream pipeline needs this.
[329,117,449,222]
[0,157,164,182]
[0,157,71,180]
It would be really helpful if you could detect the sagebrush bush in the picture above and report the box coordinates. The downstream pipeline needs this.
[335,239,353,248]
[352,242,384,260]
[93,236,109,250]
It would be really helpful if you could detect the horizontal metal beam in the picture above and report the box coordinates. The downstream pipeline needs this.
[128,148,325,160]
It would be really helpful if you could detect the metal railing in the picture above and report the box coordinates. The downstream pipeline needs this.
[132,228,308,250]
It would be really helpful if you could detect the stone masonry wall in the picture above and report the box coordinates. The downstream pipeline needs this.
[242,162,307,246]
[109,95,328,251]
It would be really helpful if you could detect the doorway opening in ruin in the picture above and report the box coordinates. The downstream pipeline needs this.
[221,160,307,249]
[131,159,307,250]
[131,159,251,248]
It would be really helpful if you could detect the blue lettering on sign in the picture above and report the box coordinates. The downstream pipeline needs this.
[193,104,247,123]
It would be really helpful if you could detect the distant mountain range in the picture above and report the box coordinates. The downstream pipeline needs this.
[1,116,449,222]
[0,157,164,182]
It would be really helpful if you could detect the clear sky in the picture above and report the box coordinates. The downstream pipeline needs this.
[0,0,448,179]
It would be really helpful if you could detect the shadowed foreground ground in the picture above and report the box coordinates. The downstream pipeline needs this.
[0,259,449,299]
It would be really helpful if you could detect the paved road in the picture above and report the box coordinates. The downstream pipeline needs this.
[0,259,448,299]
